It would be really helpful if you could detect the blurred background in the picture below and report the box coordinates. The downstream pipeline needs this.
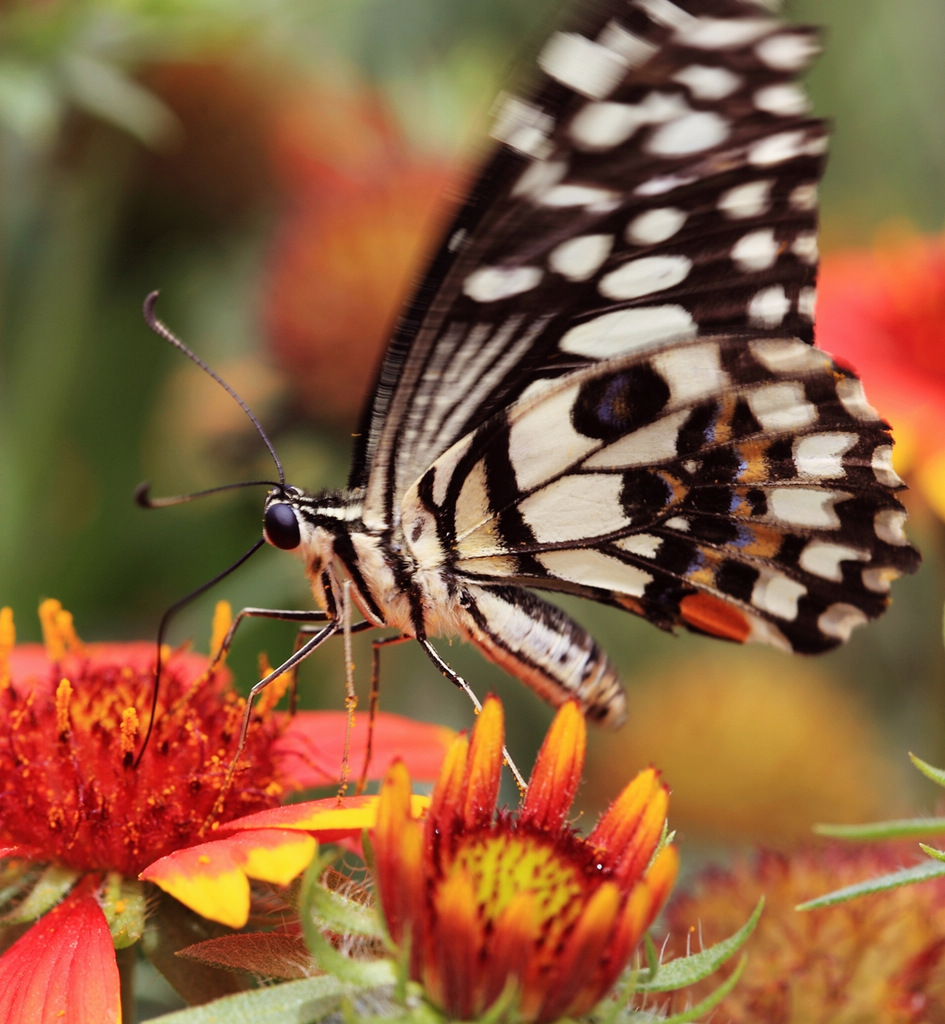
[1,0,943,866]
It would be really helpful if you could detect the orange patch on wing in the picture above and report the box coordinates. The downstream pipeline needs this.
[736,439,771,484]
[680,593,752,643]
[615,595,645,617]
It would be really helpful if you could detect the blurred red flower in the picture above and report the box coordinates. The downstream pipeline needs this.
[817,229,945,518]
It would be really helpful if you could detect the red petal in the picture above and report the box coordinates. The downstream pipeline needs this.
[520,701,585,831]
[0,886,120,1024]
[274,711,454,786]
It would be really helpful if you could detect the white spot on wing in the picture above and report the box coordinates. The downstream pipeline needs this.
[665,515,690,532]
[539,548,652,596]
[748,285,790,327]
[750,338,822,374]
[492,96,554,158]
[507,385,597,492]
[585,409,690,469]
[652,342,728,404]
[798,287,817,320]
[599,255,692,300]
[731,227,779,272]
[677,17,776,49]
[747,381,816,431]
[673,64,741,100]
[512,158,567,198]
[538,31,629,99]
[793,433,857,479]
[753,83,809,116]
[520,475,628,544]
[872,445,903,487]
[800,541,866,582]
[789,182,818,210]
[749,130,806,166]
[463,266,543,303]
[818,603,868,641]
[757,31,819,71]
[837,377,880,421]
[792,231,818,264]
[647,110,730,156]
[560,306,696,358]
[875,508,909,546]
[635,172,698,197]
[549,234,613,281]
[615,533,663,558]
[538,184,620,208]
[751,571,806,621]
[769,488,843,529]
[570,92,688,150]
[626,207,687,245]
[597,20,659,66]
[719,179,773,219]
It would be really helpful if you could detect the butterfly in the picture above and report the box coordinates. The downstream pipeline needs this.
[255,0,920,728]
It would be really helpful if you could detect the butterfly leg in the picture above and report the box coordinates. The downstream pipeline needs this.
[419,638,527,793]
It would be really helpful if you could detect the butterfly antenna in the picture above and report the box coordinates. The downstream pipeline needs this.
[143,290,286,487]
[132,536,266,769]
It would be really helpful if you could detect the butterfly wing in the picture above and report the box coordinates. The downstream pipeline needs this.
[353,0,828,534]
[402,336,919,669]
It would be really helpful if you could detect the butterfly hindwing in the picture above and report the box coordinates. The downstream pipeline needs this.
[401,335,918,659]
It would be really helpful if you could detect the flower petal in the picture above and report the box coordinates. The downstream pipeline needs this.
[520,701,585,831]
[0,886,120,1024]
[460,696,504,829]
[141,829,316,928]
[274,711,454,786]
[589,768,668,879]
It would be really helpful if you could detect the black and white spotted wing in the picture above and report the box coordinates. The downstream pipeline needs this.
[262,0,919,727]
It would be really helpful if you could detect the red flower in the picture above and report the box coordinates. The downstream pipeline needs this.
[0,600,452,1023]
[371,697,678,1023]
[817,229,945,517]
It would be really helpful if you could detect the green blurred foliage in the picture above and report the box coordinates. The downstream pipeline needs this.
[1,0,943,862]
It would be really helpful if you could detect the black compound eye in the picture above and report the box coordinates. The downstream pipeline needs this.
[264,503,301,551]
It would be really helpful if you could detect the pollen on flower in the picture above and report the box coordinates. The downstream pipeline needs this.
[55,678,73,736]
[120,707,139,756]
[0,604,289,878]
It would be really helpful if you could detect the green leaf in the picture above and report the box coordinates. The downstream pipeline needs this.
[144,973,393,1023]
[815,817,945,840]
[796,860,945,910]
[635,898,763,993]
[918,843,945,863]
[909,753,945,789]
[615,957,748,1024]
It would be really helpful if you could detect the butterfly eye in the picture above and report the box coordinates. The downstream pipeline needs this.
[264,503,301,551]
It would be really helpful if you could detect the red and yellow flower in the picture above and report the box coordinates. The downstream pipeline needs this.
[0,600,451,1023]
[371,696,678,1024]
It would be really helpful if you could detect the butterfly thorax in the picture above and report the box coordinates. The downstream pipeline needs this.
[263,485,455,642]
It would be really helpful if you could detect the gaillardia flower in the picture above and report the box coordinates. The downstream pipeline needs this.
[0,601,451,1023]
[371,696,678,1024]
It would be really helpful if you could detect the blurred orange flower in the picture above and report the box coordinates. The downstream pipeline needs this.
[264,83,461,423]
[664,845,945,1023]
[584,650,901,845]
[817,228,945,518]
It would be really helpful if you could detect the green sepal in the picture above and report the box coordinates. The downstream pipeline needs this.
[0,862,79,924]
[101,871,146,948]
[919,843,945,862]
[634,897,763,993]
[796,859,945,910]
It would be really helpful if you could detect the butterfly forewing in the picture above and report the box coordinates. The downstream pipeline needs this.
[356,0,827,529]
[270,0,918,725]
